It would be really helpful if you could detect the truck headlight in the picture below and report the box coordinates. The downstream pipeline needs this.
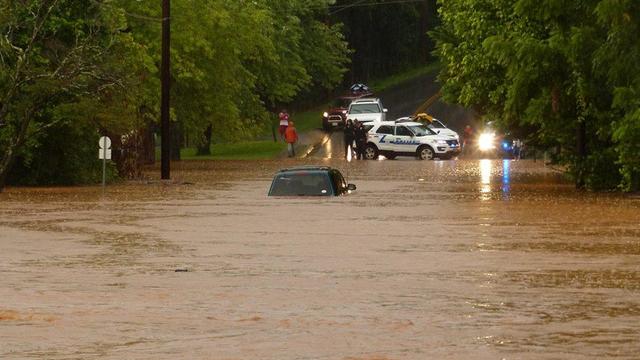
[478,132,496,151]
[322,112,329,118]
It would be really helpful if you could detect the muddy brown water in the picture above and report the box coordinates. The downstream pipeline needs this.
[1,159,639,359]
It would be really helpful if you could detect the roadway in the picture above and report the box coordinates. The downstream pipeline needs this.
[307,72,475,160]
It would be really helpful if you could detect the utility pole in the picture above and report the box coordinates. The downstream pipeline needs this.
[161,0,171,180]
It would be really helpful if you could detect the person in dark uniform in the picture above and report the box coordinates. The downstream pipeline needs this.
[353,119,368,160]
[343,119,354,159]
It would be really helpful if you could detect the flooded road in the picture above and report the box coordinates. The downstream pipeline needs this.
[1,159,639,359]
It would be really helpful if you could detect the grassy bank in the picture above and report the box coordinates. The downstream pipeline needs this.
[290,107,325,134]
[180,141,286,160]
[369,62,440,93]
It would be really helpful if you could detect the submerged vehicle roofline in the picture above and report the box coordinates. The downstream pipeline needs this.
[277,165,333,172]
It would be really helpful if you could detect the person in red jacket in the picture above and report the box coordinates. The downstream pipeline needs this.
[278,109,289,141]
[284,120,298,157]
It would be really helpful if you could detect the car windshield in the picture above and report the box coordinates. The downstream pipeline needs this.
[349,103,380,114]
[408,124,437,137]
[429,120,447,129]
[268,172,333,196]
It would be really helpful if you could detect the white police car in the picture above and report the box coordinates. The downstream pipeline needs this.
[395,116,460,142]
[362,121,461,160]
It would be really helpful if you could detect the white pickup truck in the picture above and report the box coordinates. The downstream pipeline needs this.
[346,98,388,123]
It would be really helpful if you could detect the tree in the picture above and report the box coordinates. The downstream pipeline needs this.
[432,0,640,191]
[1,0,351,189]
[335,0,437,82]
[594,0,640,191]
[0,0,145,191]
[118,0,350,154]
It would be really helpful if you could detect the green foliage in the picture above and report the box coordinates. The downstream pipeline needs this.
[433,0,640,191]
[1,0,350,188]
[0,0,145,188]
[8,122,118,185]
[118,0,350,144]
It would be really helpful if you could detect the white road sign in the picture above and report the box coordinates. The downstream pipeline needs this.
[99,136,112,149]
[99,149,112,160]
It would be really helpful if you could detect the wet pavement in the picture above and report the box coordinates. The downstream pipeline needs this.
[1,159,639,359]
[377,72,476,133]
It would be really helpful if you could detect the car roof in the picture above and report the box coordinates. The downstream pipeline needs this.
[339,92,373,100]
[395,116,444,122]
[366,121,423,126]
[394,117,412,121]
[351,98,380,104]
[277,165,333,173]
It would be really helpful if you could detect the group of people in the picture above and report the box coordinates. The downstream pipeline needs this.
[278,109,298,158]
[342,119,368,160]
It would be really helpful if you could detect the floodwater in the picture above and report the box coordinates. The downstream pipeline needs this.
[1,159,639,359]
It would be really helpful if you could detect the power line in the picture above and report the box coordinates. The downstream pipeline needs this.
[329,0,427,14]
[90,0,427,22]
[329,0,370,15]
[89,0,164,22]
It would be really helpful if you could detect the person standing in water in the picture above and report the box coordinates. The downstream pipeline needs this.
[343,119,355,159]
[353,120,367,160]
[284,120,298,158]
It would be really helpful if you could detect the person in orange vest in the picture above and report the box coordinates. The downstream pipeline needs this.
[284,120,299,157]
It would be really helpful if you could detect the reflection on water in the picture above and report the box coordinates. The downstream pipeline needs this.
[324,136,332,159]
[479,159,492,199]
[478,160,512,199]
[502,159,511,195]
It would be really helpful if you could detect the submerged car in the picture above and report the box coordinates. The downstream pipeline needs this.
[268,166,356,196]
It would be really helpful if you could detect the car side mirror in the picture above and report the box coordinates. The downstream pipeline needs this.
[347,183,357,191]
[383,108,388,113]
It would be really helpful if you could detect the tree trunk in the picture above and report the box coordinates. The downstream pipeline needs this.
[140,123,156,165]
[0,107,33,192]
[0,148,15,192]
[575,120,587,189]
[551,85,561,114]
[171,122,181,161]
[197,124,212,156]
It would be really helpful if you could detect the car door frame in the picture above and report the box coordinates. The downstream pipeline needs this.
[371,124,395,152]
[392,125,419,154]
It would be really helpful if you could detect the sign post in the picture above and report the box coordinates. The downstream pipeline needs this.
[99,136,112,188]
